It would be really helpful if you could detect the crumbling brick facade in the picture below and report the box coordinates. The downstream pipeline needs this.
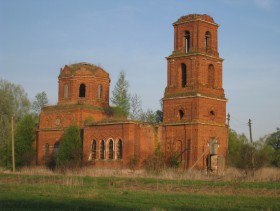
[37,14,228,173]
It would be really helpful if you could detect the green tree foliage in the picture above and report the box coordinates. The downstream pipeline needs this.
[155,110,163,123]
[111,71,130,117]
[56,125,83,168]
[14,114,37,167]
[0,79,30,122]
[0,79,31,167]
[228,128,280,173]
[227,129,247,167]
[31,91,48,114]
[264,128,280,167]
[140,109,157,123]
[0,90,13,166]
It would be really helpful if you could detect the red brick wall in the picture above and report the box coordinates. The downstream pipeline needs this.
[83,122,156,169]
[163,96,226,124]
[37,130,64,164]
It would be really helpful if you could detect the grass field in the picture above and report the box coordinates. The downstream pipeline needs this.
[0,172,279,210]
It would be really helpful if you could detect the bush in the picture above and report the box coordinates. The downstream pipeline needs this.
[56,125,83,169]
[166,151,181,168]
[128,155,139,171]
[144,144,165,174]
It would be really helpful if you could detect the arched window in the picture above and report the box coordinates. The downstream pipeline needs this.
[117,139,123,159]
[109,139,114,159]
[100,140,105,160]
[92,140,97,160]
[79,83,86,97]
[64,84,68,98]
[45,143,49,164]
[185,31,190,53]
[208,64,215,88]
[179,109,184,120]
[98,84,103,99]
[205,31,211,52]
[181,63,187,87]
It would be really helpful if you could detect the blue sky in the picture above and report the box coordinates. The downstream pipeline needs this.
[0,0,279,140]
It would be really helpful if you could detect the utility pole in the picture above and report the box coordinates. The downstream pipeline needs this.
[11,114,15,173]
[248,119,254,176]
[226,113,230,169]
[227,113,230,149]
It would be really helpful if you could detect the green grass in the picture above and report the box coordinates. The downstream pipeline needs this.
[0,174,279,210]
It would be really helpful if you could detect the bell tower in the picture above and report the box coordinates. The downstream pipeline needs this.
[162,14,227,172]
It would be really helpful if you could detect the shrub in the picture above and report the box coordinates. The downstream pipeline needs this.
[128,155,139,171]
[56,125,83,169]
[166,150,181,168]
[144,144,165,174]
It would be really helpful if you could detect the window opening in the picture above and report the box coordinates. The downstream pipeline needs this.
[185,31,190,53]
[205,31,211,52]
[64,84,68,98]
[100,140,105,159]
[109,139,114,159]
[117,139,123,159]
[179,109,184,120]
[92,140,97,160]
[181,63,187,87]
[210,110,215,120]
[79,84,86,97]
[98,84,103,99]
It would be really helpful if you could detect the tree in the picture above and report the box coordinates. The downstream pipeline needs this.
[0,79,30,122]
[264,128,280,167]
[111,71,130,117]
[0,89,13,166]
[32,91,48,114]
[56,125,83,168]
[227,129,244,167]
[129,94,142,120]
[140,109,157,123]
[14,114,37,167]
[155,110,163,123]
[0,79,30,167]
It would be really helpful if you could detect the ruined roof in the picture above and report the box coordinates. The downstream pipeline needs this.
[59,62,109,78]
[174,14,216,25]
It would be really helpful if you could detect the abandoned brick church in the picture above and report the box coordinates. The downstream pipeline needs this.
[37,14,228,173]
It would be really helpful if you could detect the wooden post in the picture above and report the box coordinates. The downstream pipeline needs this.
[227,113,230,149]
[11,114,15,173]
[248,119,254,176]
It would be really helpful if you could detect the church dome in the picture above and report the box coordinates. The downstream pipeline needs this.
[174,14,215,25]
[59,62,109,78]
